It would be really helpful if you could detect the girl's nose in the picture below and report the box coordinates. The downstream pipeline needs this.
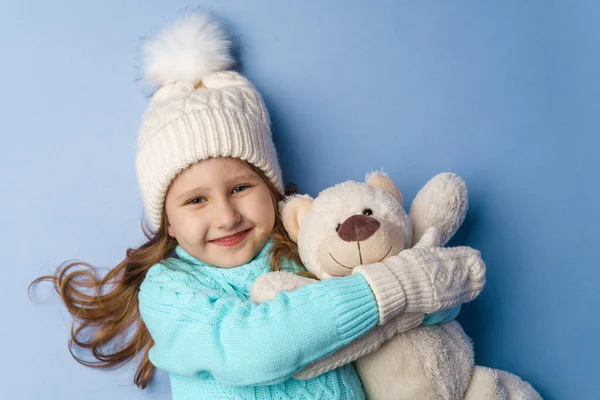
[215,200,242,229]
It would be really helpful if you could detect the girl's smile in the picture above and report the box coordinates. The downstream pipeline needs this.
[209,228,253,247]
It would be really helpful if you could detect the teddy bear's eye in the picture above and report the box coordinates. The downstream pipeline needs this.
[335,223,341,232]
[362,208,373,216]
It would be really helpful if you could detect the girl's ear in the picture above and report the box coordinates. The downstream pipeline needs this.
[278,195,314,242]
[365,170,403,206]
[167,223,175,238]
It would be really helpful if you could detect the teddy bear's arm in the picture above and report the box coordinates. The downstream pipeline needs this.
[250,271,317,303]
[409,172,468,247]
[293,312,424,380]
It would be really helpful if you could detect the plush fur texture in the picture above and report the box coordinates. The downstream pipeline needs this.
[356,320,475,400]
[464,368,542,400]
[142,12,235,87]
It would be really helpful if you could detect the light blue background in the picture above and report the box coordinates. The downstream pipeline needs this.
[2,1,598,399]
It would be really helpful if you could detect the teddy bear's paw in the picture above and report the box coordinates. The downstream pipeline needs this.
[413,226,442,249]
[250,271,316,303]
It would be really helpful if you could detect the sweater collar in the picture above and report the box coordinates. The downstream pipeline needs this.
[173,238,275,294]
[175,238,274,266]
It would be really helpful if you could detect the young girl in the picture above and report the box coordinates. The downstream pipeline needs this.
[31,12,486,399]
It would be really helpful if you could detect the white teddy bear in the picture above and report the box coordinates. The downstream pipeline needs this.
[251,171,541,400]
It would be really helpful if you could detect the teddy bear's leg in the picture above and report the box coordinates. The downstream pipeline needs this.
[463,367,542,400]
[495,370,542,400]
[355,321,474,400]
[463,367,507,400]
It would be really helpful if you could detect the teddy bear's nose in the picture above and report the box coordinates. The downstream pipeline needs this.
[338,215,380,242]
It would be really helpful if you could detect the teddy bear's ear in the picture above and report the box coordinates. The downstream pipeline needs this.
[278,194,314,243]
[365,170,403,206]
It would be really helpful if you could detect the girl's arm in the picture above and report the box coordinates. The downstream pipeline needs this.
[293,312,424,380]
[295,241,484,378]
[139,243,484,386]
[292,306,462,380]
[138,264,379,387]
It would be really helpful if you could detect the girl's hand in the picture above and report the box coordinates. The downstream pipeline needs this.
[353,238,486,324]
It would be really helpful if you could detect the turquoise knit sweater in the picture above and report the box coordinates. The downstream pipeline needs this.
[138,239,458,399]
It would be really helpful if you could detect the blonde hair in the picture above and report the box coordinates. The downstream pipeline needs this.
[29,162,305,388]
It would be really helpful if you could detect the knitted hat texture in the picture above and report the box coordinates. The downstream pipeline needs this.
[136,12,284,230]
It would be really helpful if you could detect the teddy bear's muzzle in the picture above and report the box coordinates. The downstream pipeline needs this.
[337,215,381,242]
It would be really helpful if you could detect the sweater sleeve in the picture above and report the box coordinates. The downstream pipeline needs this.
[137,263,379,387]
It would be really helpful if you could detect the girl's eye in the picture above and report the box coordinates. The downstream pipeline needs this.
[362,208,373,216]
[232,185,250,194]
[188,197,206,205]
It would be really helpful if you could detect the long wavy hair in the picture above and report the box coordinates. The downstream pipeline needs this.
[28,163,306,389]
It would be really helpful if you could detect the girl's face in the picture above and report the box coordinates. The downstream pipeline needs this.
[164,157,276,268]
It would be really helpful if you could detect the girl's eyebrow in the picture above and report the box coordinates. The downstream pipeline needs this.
[176,187,207,202]
[175,173,259,201]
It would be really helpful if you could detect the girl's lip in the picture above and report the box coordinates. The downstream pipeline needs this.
[209,228,252,247]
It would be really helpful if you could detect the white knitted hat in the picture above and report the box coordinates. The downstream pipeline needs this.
[136,12,284,230]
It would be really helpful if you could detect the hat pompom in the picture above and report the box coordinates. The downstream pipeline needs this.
[142,12,235,87]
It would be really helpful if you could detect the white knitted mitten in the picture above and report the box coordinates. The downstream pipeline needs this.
[353,229,486,325]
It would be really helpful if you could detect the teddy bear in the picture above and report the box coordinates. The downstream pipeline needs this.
[250,171,541,400]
